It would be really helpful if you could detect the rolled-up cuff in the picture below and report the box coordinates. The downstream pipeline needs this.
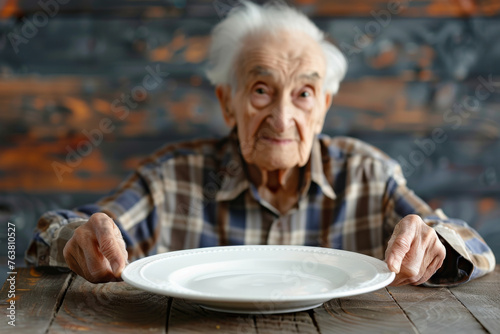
[422,230,473,287]
[49,220,87,267]
[422,217,495,287]
[25,219,87,268]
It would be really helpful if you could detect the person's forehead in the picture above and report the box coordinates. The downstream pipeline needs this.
[249,65,322,79]
[236,30,326,80]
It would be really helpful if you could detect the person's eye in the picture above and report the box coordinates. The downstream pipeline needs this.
[251,84,272,108]
[294,87,315,109]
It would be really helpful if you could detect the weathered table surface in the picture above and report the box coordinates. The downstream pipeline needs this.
[1,265,499,333]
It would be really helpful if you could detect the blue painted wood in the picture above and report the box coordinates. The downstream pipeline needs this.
[0,1,499,262]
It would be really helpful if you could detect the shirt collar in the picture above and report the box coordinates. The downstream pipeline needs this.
[305,136,336,200]
[215,130,251,202]
[215,131,336,202]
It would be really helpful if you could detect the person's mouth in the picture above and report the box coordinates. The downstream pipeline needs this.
[260,136,295,145]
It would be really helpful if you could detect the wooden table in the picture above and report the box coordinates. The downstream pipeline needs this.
[1,266,499,333]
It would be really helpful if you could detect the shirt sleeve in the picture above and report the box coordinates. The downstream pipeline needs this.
[25,167,161,268]
[383,163,496,286]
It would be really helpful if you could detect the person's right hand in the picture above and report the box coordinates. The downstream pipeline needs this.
[63,212,128,283]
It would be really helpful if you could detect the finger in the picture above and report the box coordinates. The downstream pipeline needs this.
[413,243,446,286]
[390,268,419,286]
[114,225,129,258]
[84,242,117,283]
[111,224,128,278]
[396,245,443,286]
[66,244,115,283]
[394,267,426,286]
[390,270,418,286]
[64,234,105,282]
[408,234,445,285]
[385,223,417,274]
[394,240,434,286]
[390,241,444,286]
[92,217,127,277]
[65,250,85,278]
[412,255,441,286]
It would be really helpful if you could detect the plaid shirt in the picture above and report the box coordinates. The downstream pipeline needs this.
[26,131,496,286]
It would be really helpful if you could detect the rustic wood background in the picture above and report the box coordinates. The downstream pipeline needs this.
[0,0,499,272]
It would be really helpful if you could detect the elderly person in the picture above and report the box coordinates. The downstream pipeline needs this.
[26,1,495,286]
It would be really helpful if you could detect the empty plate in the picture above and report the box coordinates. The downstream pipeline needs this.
[122,245,395,314]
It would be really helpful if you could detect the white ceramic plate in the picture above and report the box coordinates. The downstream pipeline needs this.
[122,245,395,314]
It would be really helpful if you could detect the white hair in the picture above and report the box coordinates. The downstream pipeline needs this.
[205,1,347,94]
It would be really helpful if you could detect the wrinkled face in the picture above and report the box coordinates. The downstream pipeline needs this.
[217,30,332,171]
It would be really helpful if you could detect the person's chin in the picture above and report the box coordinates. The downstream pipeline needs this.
[254,153,298,171]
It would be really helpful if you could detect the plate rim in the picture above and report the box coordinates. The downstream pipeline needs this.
[122,245,395,303]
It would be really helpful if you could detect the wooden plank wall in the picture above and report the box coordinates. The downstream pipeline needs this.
[0,0,499,264]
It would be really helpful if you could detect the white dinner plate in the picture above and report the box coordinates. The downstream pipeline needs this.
[122,245,395,314]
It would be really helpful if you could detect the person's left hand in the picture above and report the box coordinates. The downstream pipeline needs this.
[385,214,446,286]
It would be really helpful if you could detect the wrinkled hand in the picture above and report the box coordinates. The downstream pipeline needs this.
[385,214,446,286]
[63,213,128,283]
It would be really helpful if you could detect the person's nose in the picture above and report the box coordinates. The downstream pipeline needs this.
[268,94,294,133]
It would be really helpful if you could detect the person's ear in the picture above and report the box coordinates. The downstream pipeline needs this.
[314,92,333,133]
[215,85,236,128]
